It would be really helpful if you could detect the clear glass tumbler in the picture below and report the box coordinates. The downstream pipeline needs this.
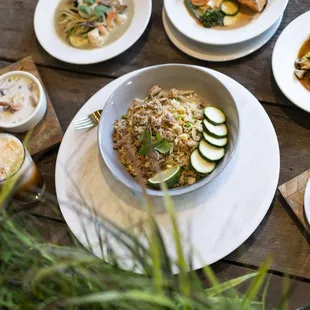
[0,133,45,205]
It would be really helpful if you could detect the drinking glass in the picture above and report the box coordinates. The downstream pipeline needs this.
[0,133,45,205]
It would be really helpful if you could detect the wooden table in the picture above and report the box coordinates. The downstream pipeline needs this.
[3,0,310,308]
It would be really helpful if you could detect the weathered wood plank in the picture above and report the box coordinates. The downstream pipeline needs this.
[0,57,63,155]
[279,169,310,236]
[27,215,310,309]
[0,1,309,105]
[5,64,309,279]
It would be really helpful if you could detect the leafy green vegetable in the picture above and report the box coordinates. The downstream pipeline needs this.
[141,127,152,145]
[139,130,170,156]
[78,5,92,16]
[155,140,170,154]
[94,4,109,17]
[184,122,191,128]
[200,10,224,28]
[84,0,95,4]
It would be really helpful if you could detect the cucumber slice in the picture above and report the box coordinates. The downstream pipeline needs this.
[203,119,228,138]
[147,165,182,189]
[198,140,225,162]
[190,150,216,174]
[203,132,228,147]
[223,14,239,27]
[221,1,240,16]
[204,106,226,125]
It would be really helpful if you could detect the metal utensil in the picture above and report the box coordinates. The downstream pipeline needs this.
[73,110,102,130]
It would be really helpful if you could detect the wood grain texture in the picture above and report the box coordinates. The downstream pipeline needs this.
[26,214,310,309]
[279,169,310,236]
[0,57,63,155]
[7,67,309,280]
[0,0,309,105]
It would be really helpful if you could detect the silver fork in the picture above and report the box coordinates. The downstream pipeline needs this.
[73,110,102,130]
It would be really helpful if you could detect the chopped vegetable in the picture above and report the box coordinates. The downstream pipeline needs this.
[200,10,224,28]
[58,0,128,49]
[220,1,240,16]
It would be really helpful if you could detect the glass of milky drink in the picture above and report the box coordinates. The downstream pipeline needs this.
[0,133,45,205]
[0,71,47,133]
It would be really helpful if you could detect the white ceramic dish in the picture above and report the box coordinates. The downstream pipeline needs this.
[55,66,280,272]
[98,64,239,197]
[34,0,152,65]
[163,9,282,62]
[305,179,310,226]
[272,11,310,113]
[0,71,47,133]
[164,0,288,46]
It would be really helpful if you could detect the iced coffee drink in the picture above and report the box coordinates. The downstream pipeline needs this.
[0,133,45,204]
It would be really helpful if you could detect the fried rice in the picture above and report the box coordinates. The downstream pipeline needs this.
[113,85,207,187]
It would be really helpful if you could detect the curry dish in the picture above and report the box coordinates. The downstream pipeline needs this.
[294,38,310,91]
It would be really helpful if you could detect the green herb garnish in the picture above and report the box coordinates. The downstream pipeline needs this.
[94,5,109,17]
[78,5,92,16]
[139,130,170,156]
[155,139,170,154]
[184,122,191,128]
[121,114,127,119]
[200,10,224,28]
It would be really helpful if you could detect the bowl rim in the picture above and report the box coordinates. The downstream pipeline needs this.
[164,0,288,46]
[34,0,152,65]
[272,11,310,113]
[98,64,240,197]
[0,71,45,129]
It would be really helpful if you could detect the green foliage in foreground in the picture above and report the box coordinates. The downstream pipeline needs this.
[0,179,289,310]
[0,212,267,310]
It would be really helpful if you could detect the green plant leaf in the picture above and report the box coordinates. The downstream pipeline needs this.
[79,5,92,15]
[142,128,152,145]
[49,290,178,309]
[94,4,109,17]
[243,258,271,305]
[155,139,170,154]
[205,272,258,297]
[139,144,154,156]
[155,133,163,142]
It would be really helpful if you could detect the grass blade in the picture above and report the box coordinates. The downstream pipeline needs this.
[45,290,178,309]
[205,272,258,297]
[243,258,271,306]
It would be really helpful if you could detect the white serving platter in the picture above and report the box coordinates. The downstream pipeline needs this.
[55,66,280,271]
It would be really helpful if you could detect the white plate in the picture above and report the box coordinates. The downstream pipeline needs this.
[34,0,152,65]
[55,66,280,271]
[305,179,310,226]
[163,9,282,62]
[164,0,288,46]
[272,11,310,113]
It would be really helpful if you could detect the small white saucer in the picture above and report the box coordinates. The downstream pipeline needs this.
[305,179,310,226]
[272,11,310,113]
[162,9,283,62]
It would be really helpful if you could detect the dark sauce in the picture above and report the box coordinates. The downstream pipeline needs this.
[298,39,310,91]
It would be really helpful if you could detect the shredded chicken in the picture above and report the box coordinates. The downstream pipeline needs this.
[113,86,207,187]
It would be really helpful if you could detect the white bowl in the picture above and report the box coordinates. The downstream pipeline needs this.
[272,11,310,113]
[164,0,288,46]
[34,0,152,65]
[305,179,310,226]
[0,71,47,133]
[98,64,239,197]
